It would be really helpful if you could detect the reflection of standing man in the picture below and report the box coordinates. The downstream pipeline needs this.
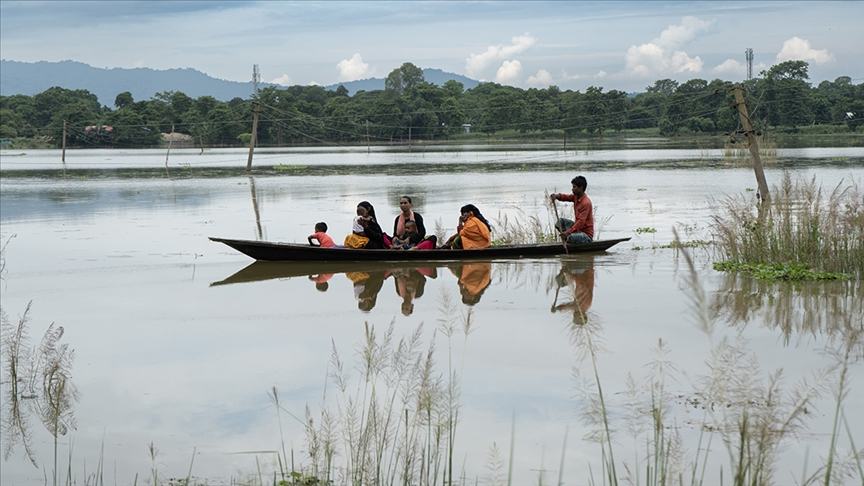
[550,176,594,244]
[552,261,595,324]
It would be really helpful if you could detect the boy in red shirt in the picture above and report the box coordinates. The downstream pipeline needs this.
[308,222,336,248]
[550,175,594,244]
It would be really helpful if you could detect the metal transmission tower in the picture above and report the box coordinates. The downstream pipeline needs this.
[745,48,753,80]
[252,64,261,93]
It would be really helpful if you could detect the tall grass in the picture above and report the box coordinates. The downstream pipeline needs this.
[491,193,610,245]
[298,290,473,486]
[712,172,864,279]
[722,140,778,164]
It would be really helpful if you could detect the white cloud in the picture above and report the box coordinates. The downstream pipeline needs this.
[594,70,607,79]
[336,53,373,82]
[466,33,536,78]
[776,37,834,64]
[622,16,710,78]
[527,69,554,86]
[270,74,292,86]
[656,16,712,49]
[495,60,522,84]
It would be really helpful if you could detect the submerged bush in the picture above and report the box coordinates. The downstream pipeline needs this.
[712,172,864,279]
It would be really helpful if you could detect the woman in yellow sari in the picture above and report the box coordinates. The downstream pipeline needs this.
[443,204,491,249]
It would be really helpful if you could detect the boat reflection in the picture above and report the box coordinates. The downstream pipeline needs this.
[211,258,595,316]
[213,261,455,313]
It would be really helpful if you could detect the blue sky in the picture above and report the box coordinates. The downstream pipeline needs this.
[1,1,861,92]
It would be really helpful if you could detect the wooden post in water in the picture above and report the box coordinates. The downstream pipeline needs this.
[61,120,67,163]
[732,85,771,204]
[164,125,174,178]
[246,102,260,172]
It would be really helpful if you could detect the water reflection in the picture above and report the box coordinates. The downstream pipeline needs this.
[388,267,437,315]
[710,273,864,348]
[551,259,595,325]
[212,258,598,318]
[451,263,491,306]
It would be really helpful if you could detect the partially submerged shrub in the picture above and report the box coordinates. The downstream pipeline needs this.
[712,172,864,279]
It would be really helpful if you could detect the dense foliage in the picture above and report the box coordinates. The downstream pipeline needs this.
[1,61,862,148]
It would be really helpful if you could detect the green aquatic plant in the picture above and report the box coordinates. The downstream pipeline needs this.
[635,227,657,234]
[713,261,852,281]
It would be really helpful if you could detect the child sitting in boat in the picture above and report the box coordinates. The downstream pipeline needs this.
[391,220,437,250]
[344,205,373,248]
[308,222,336,248]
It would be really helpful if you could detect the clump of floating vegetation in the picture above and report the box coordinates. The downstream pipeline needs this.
[713,261,851,281]
[712,171,864,280]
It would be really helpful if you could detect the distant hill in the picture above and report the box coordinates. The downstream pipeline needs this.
[323,69,480,94]
[0,60,481,106]
[0,60,269,106]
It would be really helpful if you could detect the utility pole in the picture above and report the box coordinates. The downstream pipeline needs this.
[61,120,67,163]
[732,85,770,204]
[246,102,260,172]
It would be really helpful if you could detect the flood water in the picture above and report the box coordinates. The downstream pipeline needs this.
[1,146,862,485]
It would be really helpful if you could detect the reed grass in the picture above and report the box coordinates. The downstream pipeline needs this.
[712,172,864,280]
[722,140,778,164]
[294,290,473,486]
[491,193,610,245]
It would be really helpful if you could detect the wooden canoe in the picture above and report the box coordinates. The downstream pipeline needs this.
[209,236,630,262]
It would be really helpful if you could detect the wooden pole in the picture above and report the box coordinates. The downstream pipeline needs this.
[552,196,569,254]
[61,120,67,163]
[366,120,370,154]
[164,124,174,178]
[733,85,771,204]
[249,175,263,240]
[246,102,260,172]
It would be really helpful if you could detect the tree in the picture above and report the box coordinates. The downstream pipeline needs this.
[114,92,133,109]
[760,61,812,128]
[763,60,809,81]
[443,80,464,99]
[385,62,425,95]
[646,79,679,96]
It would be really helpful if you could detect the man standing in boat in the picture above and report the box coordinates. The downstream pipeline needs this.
[550,175,594,244]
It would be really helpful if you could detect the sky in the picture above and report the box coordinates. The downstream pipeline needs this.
[1,1,862,93]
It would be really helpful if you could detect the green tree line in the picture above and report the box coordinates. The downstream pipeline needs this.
[1,61,862,148]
